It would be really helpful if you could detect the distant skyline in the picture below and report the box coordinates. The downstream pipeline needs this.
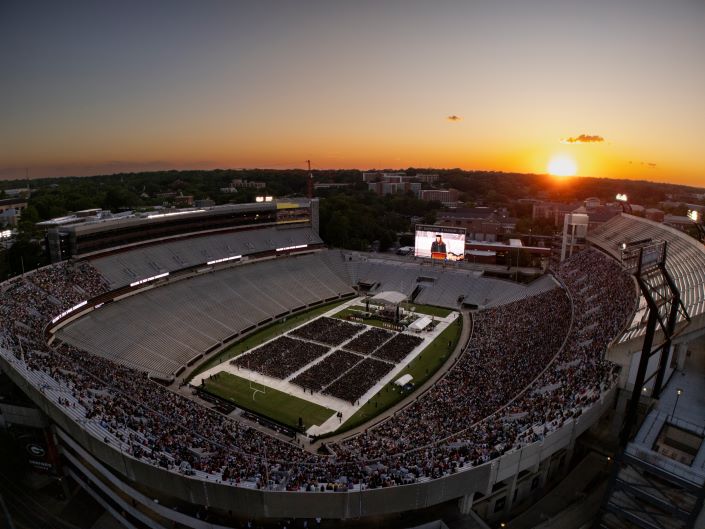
[2,0,704,186]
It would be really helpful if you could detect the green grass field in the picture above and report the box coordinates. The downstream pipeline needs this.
[323,317,463,436]
[191,298,351,377]
[193,297,461,436]
[405,303,453,318]
[203,372,335,429]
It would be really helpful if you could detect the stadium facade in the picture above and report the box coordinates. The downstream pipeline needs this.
[1,202,704,528]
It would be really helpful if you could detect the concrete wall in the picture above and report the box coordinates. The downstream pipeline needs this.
[0,349,617,520]
[0,402,47,428]
[608,314,705,397]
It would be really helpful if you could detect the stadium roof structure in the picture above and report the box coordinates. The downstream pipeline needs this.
[370,290,407,305]
[588,213,705,344]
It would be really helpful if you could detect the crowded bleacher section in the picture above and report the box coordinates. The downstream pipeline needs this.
[0,246,635,491]
[334,249,632,471]
[57,253,355,378]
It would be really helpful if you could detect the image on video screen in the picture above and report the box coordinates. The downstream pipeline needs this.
[414,225,466,261]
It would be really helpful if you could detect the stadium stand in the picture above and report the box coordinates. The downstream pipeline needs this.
[58,253,354,378]
[90,226,323,288]
[339,255,557,308]
[484,274,560,307]
[589,213,705,342]
[0,245,636,496]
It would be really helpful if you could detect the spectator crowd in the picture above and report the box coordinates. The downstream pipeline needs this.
[371,333,424,363]
[0,248,634,492]
[323,358,395,403]
[232,336,329,380]
[291,351,362,392]
[290,317,362,346]
[343,328,394,355]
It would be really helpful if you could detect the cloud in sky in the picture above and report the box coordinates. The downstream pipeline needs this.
[628,161,657,169]
[560,134,604,144]
[447,115,462,122]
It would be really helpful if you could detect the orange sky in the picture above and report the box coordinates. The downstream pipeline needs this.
[2,1,704,187]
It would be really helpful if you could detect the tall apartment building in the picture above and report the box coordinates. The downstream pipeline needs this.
[419,188,460,206]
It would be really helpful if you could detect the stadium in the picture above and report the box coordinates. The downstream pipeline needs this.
[1,198,704,529]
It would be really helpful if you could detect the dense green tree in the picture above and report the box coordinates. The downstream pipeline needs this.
[0,166,699,276]
[0,205,48,280]
[318,189,440,251]
[102,187,142,211]
[4,238,47,276]
[377,230,395,251]
[399,233,415,247]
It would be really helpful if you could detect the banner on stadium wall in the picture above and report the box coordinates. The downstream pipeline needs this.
[17,432,56,474]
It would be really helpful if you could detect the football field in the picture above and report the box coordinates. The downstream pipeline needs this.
[202,372,336,429]
[192,296,462,436]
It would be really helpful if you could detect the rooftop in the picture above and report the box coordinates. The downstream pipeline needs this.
[36,200,312,233]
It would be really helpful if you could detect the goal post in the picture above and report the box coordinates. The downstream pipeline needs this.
[249,379,267,400]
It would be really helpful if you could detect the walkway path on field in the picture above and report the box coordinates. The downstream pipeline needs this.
[309,308,473,450]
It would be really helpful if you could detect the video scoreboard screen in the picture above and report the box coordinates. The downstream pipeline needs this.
[414,225,466,261]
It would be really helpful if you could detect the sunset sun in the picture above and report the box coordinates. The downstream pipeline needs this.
[547,154,578,177]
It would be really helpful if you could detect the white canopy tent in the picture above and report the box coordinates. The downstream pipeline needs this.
[394,374,413,387]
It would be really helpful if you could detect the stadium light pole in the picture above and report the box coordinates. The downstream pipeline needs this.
[688,210,705,243]
[616,193,631,214]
